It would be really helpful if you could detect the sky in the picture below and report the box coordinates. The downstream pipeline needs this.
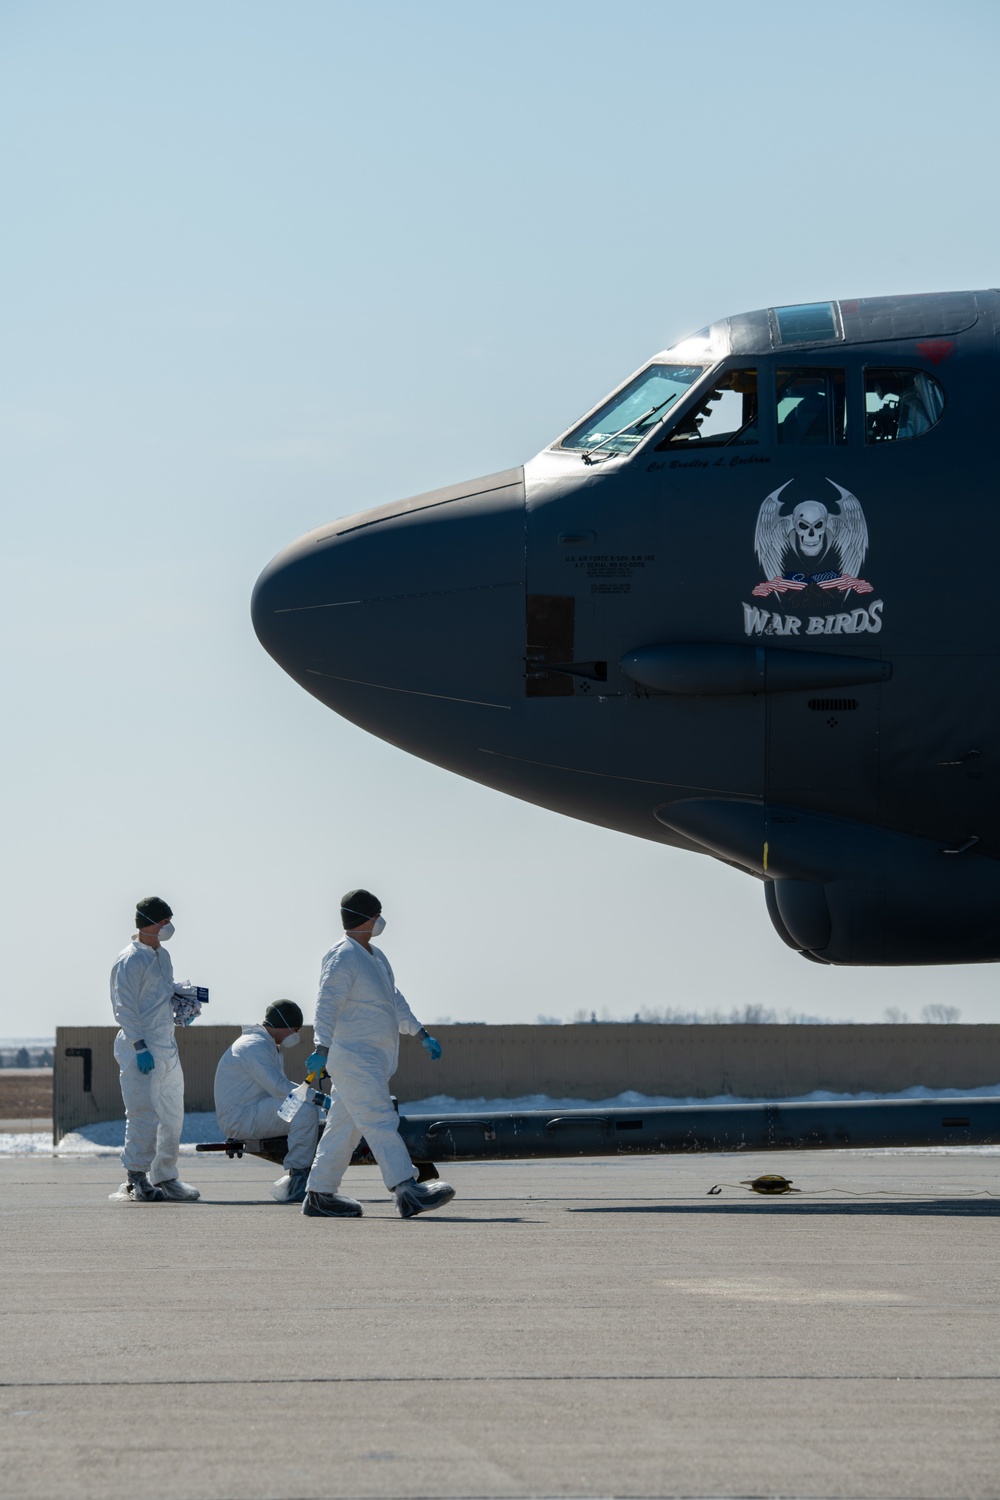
[2,0,1000,1036]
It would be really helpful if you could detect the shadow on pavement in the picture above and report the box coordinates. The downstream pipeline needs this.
[572,1198,1000,1217]
[184,1202,536,1222]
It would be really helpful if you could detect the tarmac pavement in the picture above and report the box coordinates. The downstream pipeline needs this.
[2,1148,999,1500]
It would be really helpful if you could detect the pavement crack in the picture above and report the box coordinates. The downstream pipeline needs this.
[2,1373,998,1388]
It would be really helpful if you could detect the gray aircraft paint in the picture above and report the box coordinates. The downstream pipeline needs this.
[252,290,1000,967]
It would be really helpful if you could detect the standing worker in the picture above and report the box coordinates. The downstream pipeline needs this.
[109,896,200,1203]
[302,888,455,1219]
[214,1001,320,1203]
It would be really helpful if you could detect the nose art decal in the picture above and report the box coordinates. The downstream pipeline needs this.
[743,478,883,639]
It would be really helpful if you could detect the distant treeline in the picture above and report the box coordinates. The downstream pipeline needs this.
[539,1004,963,1026]
[0,1046,54,1068]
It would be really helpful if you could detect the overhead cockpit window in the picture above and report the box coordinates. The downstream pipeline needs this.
[777,369,847,445]
[657,368,758,448]
[772,301,842,345]
[561,364,703,461]
[865,368,945,443]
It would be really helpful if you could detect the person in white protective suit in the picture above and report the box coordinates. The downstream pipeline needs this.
[213,1000,320,1203]
[302,888,455,1219]
[109,896,200,1203]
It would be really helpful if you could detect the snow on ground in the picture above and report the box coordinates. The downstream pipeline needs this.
[0,1112,226,1158]
[398,1083,1000,1114]
[0,1133,62,1157]
[2,1083,1000,1156]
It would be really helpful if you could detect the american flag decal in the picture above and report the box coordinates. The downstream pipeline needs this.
[752,573,874,599]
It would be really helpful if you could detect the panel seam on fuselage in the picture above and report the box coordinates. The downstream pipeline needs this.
[305,670,511,710]
[275,580,522,613]
[478,746,760,795]
[330,481,520,538]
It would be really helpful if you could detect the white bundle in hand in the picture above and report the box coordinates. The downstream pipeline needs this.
[172,981,209,1027]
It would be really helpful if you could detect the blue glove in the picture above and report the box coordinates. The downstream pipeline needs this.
[304,1049,327,1083]
[136,1049,155,1075]
[421,1035,442,1061]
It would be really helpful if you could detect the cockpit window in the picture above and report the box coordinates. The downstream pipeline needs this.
[865,368,945,443]
[772,301,842,344]
[777,369,847,445]
[560,363,703,460]
[657,368,758,448]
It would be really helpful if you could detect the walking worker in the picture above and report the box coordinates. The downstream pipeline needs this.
[301,888,455,1219]
[109,896,200,1203]
[214,1001,320,1203]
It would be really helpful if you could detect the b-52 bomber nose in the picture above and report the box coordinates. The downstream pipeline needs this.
[251,468,526,776]
[254,290,1000,966]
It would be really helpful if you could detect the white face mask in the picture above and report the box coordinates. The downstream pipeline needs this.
[371,915,386,936]
[157,922,175,942]
[281,1032,301,1050]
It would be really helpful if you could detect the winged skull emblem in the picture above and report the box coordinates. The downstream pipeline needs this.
[753,479,872,598]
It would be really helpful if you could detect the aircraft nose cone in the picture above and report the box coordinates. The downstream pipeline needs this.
[251,468,525,751]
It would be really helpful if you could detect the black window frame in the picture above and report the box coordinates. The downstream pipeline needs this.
[774,365,849,448]
[653,362,766,451]
[862,365,947,446]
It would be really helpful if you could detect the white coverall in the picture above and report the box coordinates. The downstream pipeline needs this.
[110,938,184,1185]
[214,1027,319,1170]
[306,936,423,1196]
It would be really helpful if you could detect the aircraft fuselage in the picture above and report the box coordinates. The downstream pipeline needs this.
[252,291,1000,965]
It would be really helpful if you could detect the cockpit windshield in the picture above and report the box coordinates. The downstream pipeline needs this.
[560,364,703,460]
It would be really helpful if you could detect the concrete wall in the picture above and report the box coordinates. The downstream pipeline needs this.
[54,1024,1000,1143]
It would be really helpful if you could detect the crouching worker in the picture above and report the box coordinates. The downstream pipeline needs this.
[302,888,455,1220]
[110,896,200,1203]
[214,1002,320,1203]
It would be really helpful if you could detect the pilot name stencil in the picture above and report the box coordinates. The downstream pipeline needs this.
[648,453,772,472]
[743,479,883,638]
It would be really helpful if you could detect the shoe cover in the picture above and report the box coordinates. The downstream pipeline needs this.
[301,1190,363,1217]
[394,1179,456,1218]
[109,1176,167,1203]
[155,1178,201,1202]
[271,1169,309,1204]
